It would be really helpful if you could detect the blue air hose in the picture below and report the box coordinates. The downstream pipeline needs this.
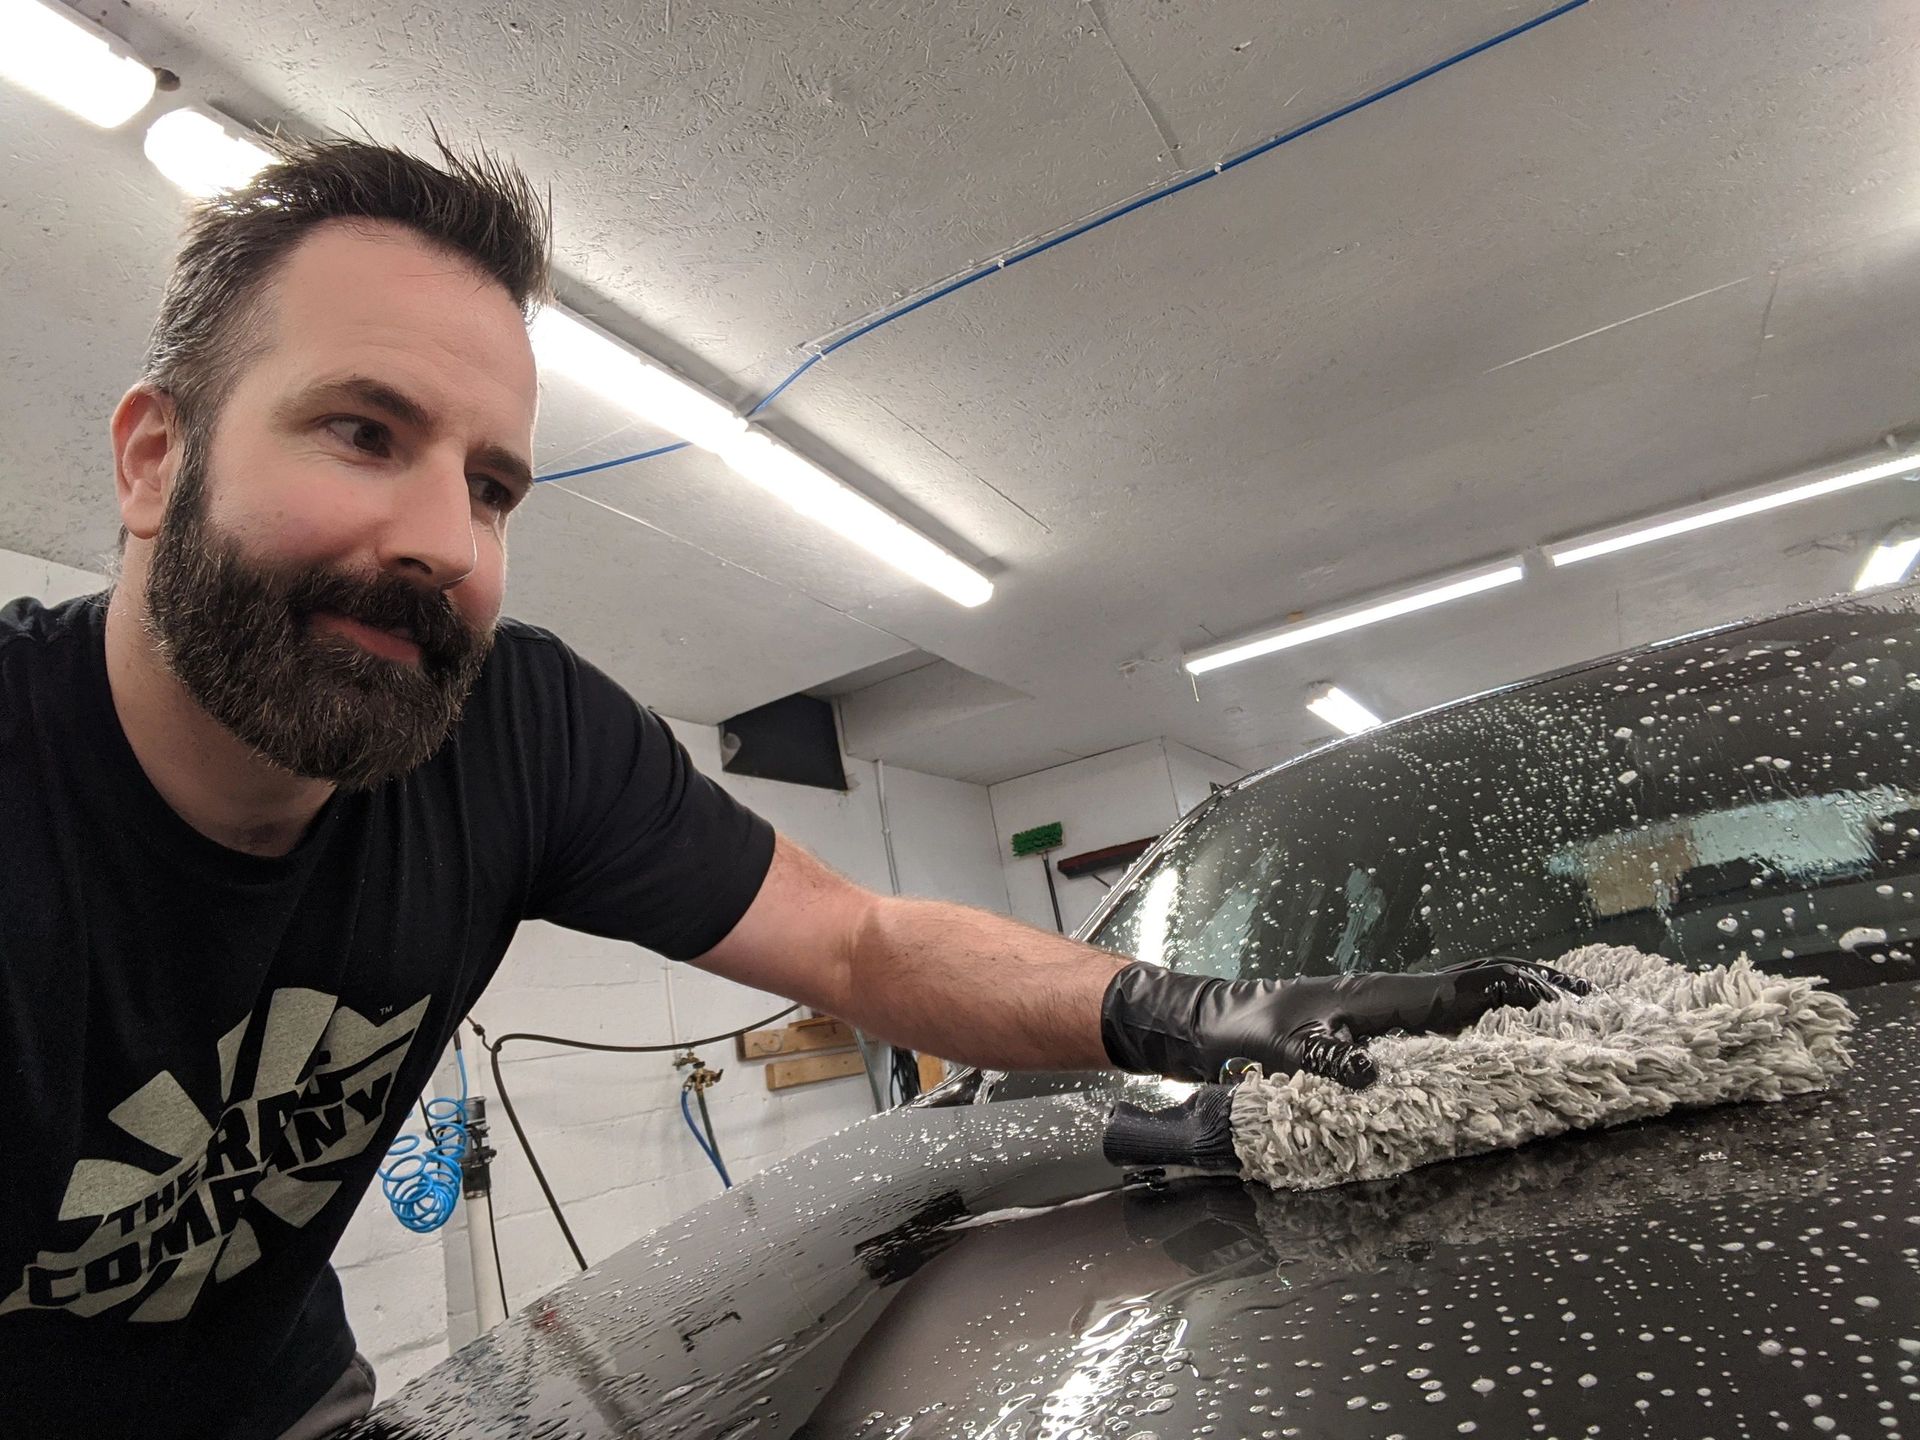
[681,1086,732,1188]
[380,1042,471,1232]
[533,0,1588,486]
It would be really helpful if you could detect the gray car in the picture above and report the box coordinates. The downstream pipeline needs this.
[352,578,1920,1439]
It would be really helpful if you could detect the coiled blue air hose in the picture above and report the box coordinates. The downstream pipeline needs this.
[379,1042,471,1232]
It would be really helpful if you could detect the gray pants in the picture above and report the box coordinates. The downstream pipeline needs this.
[277,1352,376,1439]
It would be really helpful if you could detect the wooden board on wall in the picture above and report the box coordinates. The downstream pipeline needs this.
[765,1049,867,1091]
[738,1017,856,1060]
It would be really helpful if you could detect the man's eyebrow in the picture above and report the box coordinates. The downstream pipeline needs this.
[288,375,534,491]
[473,442,534,493]
[295,375,433,431]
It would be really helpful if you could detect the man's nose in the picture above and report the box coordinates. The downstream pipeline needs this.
[378,448,477,587]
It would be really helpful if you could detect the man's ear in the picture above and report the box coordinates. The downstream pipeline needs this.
[111,384,183,542]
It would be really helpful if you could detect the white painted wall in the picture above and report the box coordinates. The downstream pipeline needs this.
[879,761,1012,911]
[0,547,109,606]
[1165,739,1246,818]
[987,739,1243,939]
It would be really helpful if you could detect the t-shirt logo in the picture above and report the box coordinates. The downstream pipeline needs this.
[0,989,428,1322]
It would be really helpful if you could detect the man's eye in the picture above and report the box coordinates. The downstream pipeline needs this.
[323,417,391,455]
[471,475,517,513]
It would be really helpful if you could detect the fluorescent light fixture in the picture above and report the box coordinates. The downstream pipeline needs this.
[1547,451,1920,567]
[712,431,994,607]
[0,0,155,128]
[530,308,748,452]
[1854,529,1920,591]
[1306,684,1383,735]
[1184,559,1525,675]
[530,307,994,608]
[144,108,273,197]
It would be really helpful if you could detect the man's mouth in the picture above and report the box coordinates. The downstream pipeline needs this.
[312,610,423,665]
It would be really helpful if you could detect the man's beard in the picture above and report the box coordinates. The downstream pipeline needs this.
[143,447,494,791]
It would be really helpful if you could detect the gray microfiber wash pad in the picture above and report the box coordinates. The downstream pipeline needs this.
[1102,945,1856,1191]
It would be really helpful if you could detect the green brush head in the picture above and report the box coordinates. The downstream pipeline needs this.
[1011,822,1064,857]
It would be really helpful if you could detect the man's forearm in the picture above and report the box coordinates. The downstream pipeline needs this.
[840,895,1129,1072]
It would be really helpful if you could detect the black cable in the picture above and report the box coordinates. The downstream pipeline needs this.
[468,1000,804,1271]
[887,1045,921,1106]
[693,1086,727,1179]
[474,1001,801,1058]
[486,1182,508,1309]
[485,1041,587,1270]
[1042,856,1064,932]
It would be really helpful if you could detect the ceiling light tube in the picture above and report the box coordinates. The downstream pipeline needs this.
[1184,558,1526,675]
[530,307,994,607]
[1547,451,1920,568]
[144,107,274,197]
[1306,684,1383,735]
[716,431,993,607]
[1854,528,1920,592]
[530,309,748,451]
[0,0,156,129]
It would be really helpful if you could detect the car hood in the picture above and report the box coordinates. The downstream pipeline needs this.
[351,982,1920,1439]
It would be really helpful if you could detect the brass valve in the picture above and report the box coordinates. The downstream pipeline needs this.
[673,1049,724,1093]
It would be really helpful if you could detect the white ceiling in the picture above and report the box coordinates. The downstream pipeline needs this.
[4,0,1920,783]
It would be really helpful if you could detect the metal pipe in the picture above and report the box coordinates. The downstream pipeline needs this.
[461,1097,508,1332]
[846,760,904,1112]
[876,760,904,898]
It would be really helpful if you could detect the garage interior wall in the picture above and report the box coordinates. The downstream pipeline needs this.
[6,546,1230,1392]
[989,739,1244,938]
[0,548,110,608]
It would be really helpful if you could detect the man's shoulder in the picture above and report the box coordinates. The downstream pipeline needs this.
[0,594,108,755]
[476,614,573,694]
[466,617,656,740]
[2,592,89,636]
[490,613,568,655]
[464,616,618,722]
[0,593,105,673]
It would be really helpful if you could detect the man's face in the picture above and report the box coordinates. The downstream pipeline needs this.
[142,219,540,790]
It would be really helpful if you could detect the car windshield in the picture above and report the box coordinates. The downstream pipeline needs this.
[1087,584,1920,993]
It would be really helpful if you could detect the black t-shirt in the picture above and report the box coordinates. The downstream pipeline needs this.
[0,593,776,1439]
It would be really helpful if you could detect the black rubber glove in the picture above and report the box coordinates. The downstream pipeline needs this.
[1100,958,1588,1089]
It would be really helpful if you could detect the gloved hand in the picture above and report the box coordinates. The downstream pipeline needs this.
[1100,957,1588,1089]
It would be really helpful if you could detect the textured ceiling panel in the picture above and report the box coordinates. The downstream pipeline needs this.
[501,483,913,723]
[90,0,1186,385]
[1069,0,1549,170]
[4,0,1919,783]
